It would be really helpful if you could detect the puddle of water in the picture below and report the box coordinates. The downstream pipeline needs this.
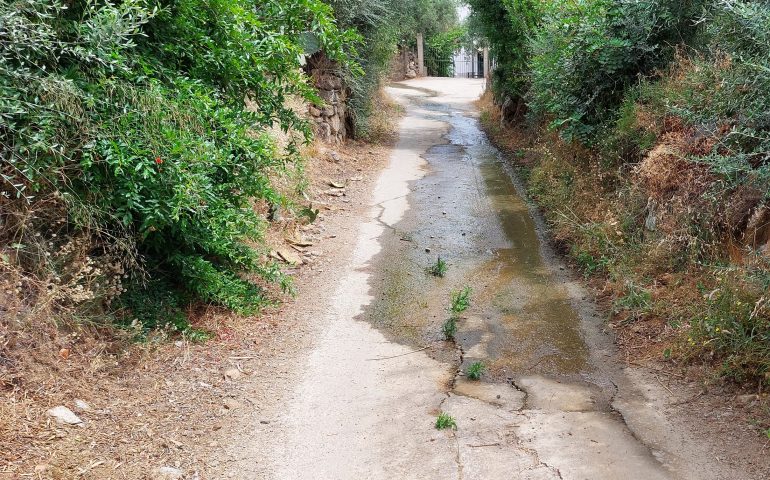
[350,81,675,479]
[361,96,590,379]
[467,156,589,377]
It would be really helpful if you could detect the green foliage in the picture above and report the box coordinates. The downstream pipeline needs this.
[425,25,467,77]
[658,1,770,192]
[571,247,610,278]
[529,0,705,142]
[435,411,457,429]
[450,286,472,314]
[615,283,652,312]
[689,272,770,383]
[118,279,190,332]
[613,282,652,324]
[427,256,448,277]
[604,83,664,163]
[0,0,354,325]
[184,328,214,343]
[442,316,457,340]
[465,361,485,380]
[466,0,542,100]
[328,0,459,136]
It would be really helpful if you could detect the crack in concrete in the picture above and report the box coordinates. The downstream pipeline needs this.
[542,461,564,479]
[373,203,398,232]
[454,433,464,480]
[509,377,529,410]
[519,442,563,479]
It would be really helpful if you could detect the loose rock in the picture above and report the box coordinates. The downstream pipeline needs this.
[155,466,184,480]
[47,406,83,425]
[276,248,303,266]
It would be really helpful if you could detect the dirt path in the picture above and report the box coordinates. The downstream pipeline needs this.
[218,79,759,479]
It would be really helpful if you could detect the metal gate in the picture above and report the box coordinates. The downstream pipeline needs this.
[454,49,484,78]
[425,45,453,77]
[425,46,484,78]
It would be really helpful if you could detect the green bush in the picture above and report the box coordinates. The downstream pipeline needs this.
[0,0,354,322]
[660,1,770,192]
[529,0,704,142]
[466,0,542,101]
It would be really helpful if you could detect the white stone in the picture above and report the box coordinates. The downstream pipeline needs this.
[155,466,184,480]
[47,406,83,425]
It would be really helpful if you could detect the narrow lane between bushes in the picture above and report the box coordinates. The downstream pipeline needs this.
[221,78,754,480]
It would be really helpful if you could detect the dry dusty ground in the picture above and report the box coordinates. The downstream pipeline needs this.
[0,102,398,479]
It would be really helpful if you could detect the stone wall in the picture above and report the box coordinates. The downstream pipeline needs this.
[388,49,419,81]
[404,51,419,79]
[307,67,348,144]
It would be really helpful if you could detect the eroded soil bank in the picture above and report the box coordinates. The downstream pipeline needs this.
[220,78,763,479]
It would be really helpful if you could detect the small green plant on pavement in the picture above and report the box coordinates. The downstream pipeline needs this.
[466,361,486,380]
[435,412,457,430]
[450,287,472,314]
[428,256,448,277]
[442,316,458,341]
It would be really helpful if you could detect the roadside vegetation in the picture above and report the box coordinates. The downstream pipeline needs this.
[1,0,356,335]
[465,361,485,380]
[428,256,448,277]
[0,0,461,338]
[470,0,770,391]
[435,411,457,430]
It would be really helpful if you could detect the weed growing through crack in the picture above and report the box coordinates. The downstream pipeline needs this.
[450,287,472,314]
[466,361,486,380]
[427,256,448,277]
[435,412,457,430]
[442,316,458,340]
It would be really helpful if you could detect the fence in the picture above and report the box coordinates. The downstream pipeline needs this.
[425,46,485,78]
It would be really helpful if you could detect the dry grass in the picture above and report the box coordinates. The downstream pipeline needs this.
[477,88,768,380]
[1,309,270,479]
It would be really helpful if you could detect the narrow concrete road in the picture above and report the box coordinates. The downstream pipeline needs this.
[224,78,751,480]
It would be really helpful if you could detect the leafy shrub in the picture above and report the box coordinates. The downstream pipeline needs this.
[0,0,354,323]
[529,0,705,142]
[466,0,542,101]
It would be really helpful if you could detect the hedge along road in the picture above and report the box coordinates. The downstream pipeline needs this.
[222,78,753,479]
